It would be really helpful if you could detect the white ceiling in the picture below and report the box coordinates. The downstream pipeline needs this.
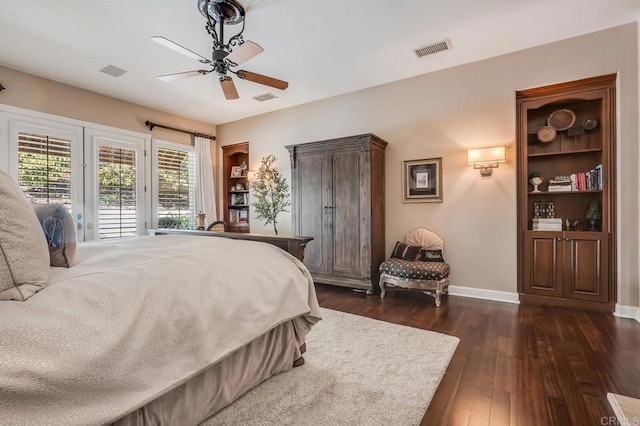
[0,1,638,126]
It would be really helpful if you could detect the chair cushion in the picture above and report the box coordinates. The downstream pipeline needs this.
[379,258,450,281]
[391,241,421,261]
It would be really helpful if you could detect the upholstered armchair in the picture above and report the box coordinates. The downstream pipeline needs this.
[379,228,451,307]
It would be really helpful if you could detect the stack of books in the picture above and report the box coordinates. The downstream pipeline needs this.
[548,178,572,192]
[570,164,603,191]
[532,218,562,231]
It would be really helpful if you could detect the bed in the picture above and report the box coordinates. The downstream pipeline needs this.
[0,234,322,425]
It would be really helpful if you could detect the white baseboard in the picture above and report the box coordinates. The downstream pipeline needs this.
[448,285,520,305]
[614,304,640,324]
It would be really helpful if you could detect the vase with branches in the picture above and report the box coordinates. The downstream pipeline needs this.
[250,154,290,235]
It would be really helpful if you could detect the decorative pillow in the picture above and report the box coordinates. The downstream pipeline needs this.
[32,203,77,268]
[420,249,446,263]
[0,170,50,301]
[391,241,421,261]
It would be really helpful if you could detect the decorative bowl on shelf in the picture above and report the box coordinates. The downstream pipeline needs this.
[582,118,598,131]
[537,125,556,143]
[529,176,543,193]
[547,109,576,131]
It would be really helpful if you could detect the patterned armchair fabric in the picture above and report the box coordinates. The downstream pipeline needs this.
[379,258,450,281]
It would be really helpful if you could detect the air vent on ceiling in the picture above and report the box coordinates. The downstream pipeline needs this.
[253,92,277,102]
[413,39,452,58]
[100,65,127,78]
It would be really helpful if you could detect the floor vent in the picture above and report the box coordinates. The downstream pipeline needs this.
[100,65,127,77]
[253,92,277,102]
[413,39,452,58]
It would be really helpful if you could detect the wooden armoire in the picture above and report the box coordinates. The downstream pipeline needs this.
[286,133,387,294]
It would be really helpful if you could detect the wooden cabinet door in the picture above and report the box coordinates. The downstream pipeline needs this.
[329,149,364,278]
[294,153,328,274]
[563,232,609,302]
[523,231,564,298]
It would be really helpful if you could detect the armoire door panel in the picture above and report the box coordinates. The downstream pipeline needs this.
[330,151,361,276]
[523,232,563,297]
[296,156,326,273]
[565,234,608,302]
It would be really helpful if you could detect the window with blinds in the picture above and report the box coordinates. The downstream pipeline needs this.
[17,132,72,207]
[156,147,196,229]
[98,146,137,239]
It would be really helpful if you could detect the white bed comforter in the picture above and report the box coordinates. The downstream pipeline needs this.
[0,235,321,425]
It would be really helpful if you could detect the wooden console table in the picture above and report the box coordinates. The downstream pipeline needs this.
[148,229,313,262]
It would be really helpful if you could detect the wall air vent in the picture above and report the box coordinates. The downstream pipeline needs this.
[253,92,277,102]
[413,39,452,58]
[100,65,127,77]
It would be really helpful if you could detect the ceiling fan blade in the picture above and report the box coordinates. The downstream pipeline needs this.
[236,70,289,90]
[157,70,208,81]
[151,36,211,64]
[226,41,264,66]
[220,76,239,100]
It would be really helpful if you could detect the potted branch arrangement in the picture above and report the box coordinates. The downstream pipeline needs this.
[585,201,601,231]
[250,154,290,235]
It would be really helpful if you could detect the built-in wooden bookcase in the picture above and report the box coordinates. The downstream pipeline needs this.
[516,74,616,312]
[222,142,250,233]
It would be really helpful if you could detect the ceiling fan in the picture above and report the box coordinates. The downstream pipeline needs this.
[152,0,288,100]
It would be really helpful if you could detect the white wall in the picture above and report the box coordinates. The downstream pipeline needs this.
[217,23,639,306]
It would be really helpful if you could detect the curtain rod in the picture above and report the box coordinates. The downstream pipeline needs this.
[144,120,216,140]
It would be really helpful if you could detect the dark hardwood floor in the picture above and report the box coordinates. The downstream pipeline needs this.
[315,284,640,426]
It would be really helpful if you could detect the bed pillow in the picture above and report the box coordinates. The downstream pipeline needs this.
[420,249,446,263]
[32,203,77,268]
[391,241,421,261]
[0,170,50,301]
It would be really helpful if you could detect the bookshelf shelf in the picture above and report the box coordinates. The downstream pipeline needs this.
[527,148,602,157]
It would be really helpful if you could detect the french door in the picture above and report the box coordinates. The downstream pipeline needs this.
[8,117,85,237]
[84,128,149,240]
[3,113,150,241]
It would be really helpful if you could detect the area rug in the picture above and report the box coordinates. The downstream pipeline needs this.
[202,308,459,425]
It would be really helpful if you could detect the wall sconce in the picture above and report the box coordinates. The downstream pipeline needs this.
[467,146,506,176]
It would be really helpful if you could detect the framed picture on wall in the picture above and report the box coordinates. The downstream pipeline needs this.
[402,157,443,203]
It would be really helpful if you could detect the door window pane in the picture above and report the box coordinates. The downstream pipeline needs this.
[98,146,137,239]
[17,132,72,207]
[156,147,196,229]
